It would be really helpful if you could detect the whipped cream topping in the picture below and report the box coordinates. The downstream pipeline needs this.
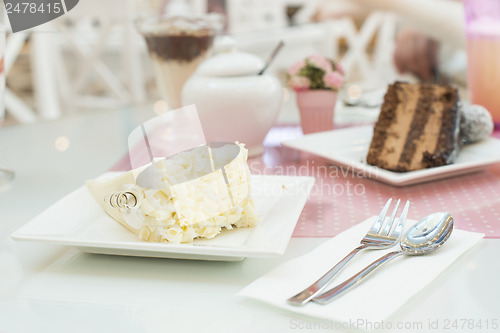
[87,143,258,243]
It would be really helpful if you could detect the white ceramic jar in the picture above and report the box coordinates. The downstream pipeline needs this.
[182,38,283,156]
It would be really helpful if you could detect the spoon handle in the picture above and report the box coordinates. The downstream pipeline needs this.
[312,250,404,304]
[257,41,284,75]
[287,244,368,306]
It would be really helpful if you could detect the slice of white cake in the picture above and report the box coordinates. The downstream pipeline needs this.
[87,143,258,243]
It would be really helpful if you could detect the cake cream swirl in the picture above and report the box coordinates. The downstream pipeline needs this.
[87,143,258,243]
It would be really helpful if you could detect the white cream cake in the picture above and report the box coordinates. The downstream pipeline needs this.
[86,143,258,243]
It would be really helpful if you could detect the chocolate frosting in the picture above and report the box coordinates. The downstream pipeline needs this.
[144,32,214,62]
[138,16,216,62]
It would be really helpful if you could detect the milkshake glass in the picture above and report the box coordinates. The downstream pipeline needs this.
[464,0,500,125]
[137,16,218,109]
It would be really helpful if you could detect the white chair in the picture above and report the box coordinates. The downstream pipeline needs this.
[53,0,146,111]
[323,11,399,88]
[3,29,39,123]
[2,0,147,124]
[0,0,146,123]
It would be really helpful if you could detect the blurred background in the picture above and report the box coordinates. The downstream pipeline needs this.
[0,0,466,126]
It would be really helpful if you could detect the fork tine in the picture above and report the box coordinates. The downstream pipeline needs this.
[370,198,392,233]
[381,199,400,235]
[391,200,410,238]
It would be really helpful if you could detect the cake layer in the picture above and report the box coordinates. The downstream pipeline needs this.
[366,82,459,172]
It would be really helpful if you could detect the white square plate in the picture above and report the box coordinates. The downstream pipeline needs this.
[12,174,314,261]
[282,126,500,186]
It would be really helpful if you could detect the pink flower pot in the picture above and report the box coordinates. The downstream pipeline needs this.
[296,90,337,134]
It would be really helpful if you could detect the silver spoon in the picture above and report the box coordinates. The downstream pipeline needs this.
[257,40,284,75]
[313,212,454,304]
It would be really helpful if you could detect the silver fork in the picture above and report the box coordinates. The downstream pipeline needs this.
[287,198,410,306]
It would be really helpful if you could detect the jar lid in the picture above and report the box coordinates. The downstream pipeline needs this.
[196,37,264,77]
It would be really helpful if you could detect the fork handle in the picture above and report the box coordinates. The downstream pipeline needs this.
[312,250,404,304]
[287,244,368,306]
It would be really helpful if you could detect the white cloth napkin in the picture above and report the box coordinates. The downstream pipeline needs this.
[238,217,484,323]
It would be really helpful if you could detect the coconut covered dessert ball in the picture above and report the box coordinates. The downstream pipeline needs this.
[459,104,494,144]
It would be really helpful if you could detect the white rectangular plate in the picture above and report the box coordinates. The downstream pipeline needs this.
[12,174,314,261]
[282,126,500,186]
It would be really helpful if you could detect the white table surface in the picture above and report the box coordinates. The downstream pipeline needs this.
[1,105,499,333]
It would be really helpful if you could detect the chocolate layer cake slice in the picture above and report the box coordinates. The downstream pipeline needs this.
[366,82,460,172]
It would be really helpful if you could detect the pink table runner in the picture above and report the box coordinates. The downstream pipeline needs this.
[111,126,500,239]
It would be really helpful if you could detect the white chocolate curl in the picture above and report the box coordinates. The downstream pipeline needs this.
[86,143,258,243]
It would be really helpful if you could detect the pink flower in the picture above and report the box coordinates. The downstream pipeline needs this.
[323,71,344,90]
[288,60,306,76]
[288,76,311,91]
[307,54,332,72]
